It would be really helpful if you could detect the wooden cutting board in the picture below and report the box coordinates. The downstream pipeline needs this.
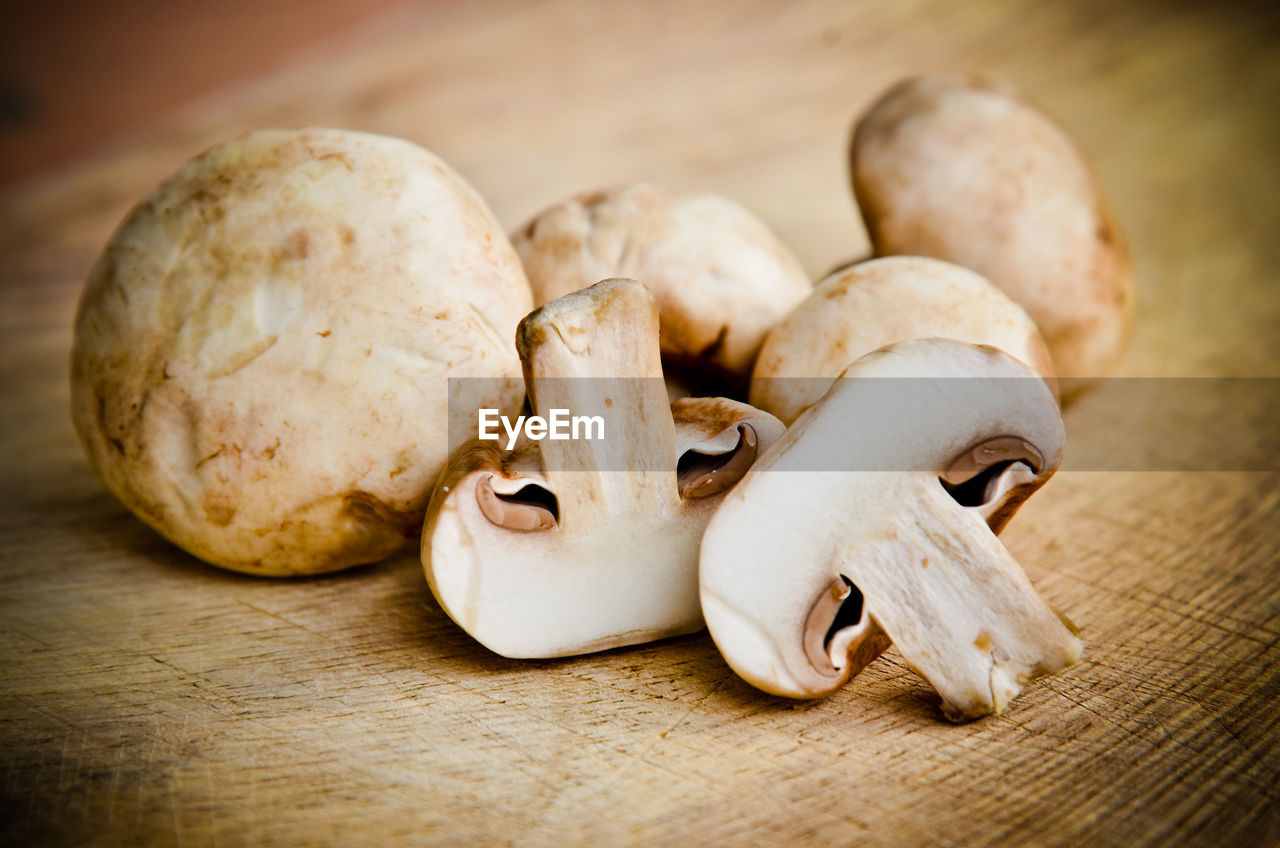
[2,1,1277,844]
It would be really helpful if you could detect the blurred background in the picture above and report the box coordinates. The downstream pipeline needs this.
[0,0,419,189]
[0,0,430,189]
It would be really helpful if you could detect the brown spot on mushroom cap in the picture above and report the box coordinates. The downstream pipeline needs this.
[343,490,422,539]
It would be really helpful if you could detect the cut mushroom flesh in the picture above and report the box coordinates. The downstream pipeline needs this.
[699,338,1080,720]
[423,278,784,658]
[803,438,1044,682]
[475,422,762,530]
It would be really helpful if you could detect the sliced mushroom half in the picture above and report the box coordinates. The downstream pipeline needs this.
[423,278,784,658]
[700,338,1081,721]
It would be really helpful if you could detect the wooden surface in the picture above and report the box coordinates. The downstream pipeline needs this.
[2,1,1278,845]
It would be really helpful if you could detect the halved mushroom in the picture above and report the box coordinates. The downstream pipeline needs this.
[701,338,1081,721]
[511,183,812,393]
[422,278,783,658]
[750,256,1055,425]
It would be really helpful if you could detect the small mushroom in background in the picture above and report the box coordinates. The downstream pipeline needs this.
[701,338,1081,721]
[422,278,784,658]
[851,73,1135,383]
[71,128,533,576]
[750,255,1055,424]
[511,182,812,395]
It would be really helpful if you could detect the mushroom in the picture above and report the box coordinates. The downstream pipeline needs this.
[422,278,784,658]
[851,73,1135,381]
[71,128,532,575]
[700,338,1081,721]
[511,183,812,393]
[750,256,1055,424]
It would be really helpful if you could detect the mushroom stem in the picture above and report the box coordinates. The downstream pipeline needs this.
[838,481,1082,721]
[516,278,680,530]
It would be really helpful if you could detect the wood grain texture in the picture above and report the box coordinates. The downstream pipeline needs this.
[1,0,1278,845]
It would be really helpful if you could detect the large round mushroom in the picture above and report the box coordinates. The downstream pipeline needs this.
[71,128,532,575]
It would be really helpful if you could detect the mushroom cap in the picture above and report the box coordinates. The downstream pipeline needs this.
[750,256,1055,424]
[511,183,811,380]
[702,339,1078,716]
[71,128,532,575]
[851,73,1134,380]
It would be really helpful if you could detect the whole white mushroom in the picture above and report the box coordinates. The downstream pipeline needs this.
[851,74,1135,382]
[512,183,812,391]
[71,128,532,575]
[750,256,1055,425]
